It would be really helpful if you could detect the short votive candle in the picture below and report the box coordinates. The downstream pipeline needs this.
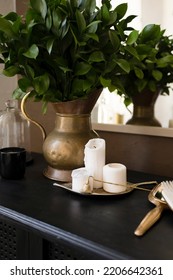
[103,163,127,193]
[71,167,89,193]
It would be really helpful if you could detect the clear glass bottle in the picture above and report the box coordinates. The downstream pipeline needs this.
[0,99,32,163]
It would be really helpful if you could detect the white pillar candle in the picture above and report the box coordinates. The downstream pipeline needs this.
[84,138,105,189]
[71,167,89,193]
[103,163,127,193]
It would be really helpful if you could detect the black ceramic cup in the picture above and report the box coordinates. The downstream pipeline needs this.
[0,147,26,179]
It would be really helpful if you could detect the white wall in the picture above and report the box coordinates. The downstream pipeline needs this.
[0,0,17,111]
[141,0,164,27]
[163,0,173,34]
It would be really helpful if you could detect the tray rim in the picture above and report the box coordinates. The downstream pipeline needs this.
[53,182,134,196]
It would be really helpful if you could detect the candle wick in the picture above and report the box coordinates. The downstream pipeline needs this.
[83,179,92,193]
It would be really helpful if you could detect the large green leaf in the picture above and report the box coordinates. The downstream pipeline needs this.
[100,0,111,10]
[148,80,157,92]
[152,69,163,81]
[18,77,32,91]
[101,4,110,24]
[157,55,173,67]
[46,38,55,54]
[68,0,79,9]
[108,10,117,25]
[75,10,86,33]
[85,33,99,42]
[4,12,18,22]
[60,19,69,38]
[104,58,117,74]
[75,62,92,75]
[25,65,35,79]
[127,30,139,45]
[85,0,96,14]
[86,20,101,33]
[33,73,50,95]
[136,44,153,55]
[41,101,48,114]
[46,8,52,30]
[89,51,105,62]
[23,44,39,59]
[136,79,147,92]
[0,17,15,38]
[12,15,22,34]
[100,76,112,88]
[134,67,144,79]
[114,3,128,20]
[109,30,120,51]
[69,25,78,47]
[139,24,161,43]
[52,9,62,31]
[30,0,47,20]
[71,78,84,94]
[111,77,125,93]
[3,66,20,77]
[12,88,26,99]
[84,78,95,91]
[116,59,130,73]
[125,45,139,60]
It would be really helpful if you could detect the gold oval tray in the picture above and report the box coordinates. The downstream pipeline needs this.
[53,182,134,196]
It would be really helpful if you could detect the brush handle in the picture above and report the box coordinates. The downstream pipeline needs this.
[134,204,165,236]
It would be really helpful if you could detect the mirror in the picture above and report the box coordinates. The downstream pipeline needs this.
[95,0,173,129]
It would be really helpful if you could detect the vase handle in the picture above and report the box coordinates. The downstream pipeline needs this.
[21,92,46,141]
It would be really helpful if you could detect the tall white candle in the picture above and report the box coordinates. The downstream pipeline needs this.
[84,138,105,189]
[103,163,127,193]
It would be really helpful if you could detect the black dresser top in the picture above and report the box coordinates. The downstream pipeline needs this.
[0,153,172,259]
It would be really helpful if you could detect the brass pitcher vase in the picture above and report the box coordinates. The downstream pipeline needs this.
[21,89,102,182]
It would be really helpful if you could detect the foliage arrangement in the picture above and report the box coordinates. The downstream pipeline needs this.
[116,24,173,106]
[0,0,135,111]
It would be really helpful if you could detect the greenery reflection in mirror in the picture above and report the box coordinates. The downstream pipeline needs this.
[116,24,173,126]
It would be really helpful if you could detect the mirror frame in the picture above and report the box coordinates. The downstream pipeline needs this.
[93,123,173,138]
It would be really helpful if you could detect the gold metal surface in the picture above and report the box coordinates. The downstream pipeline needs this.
[53,180,158,196]
[134,184,168,236]
[91,178,157,192]
[126,105,162,126]
[43,166,72,182]
[21,92,46,140]
[42,113,98,181]
[21,89,102,182]
[53,182,134,195]
[126,90,161,126]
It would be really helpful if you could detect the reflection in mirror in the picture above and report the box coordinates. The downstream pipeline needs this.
[0,1,17,107]
[95,0,173,128]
